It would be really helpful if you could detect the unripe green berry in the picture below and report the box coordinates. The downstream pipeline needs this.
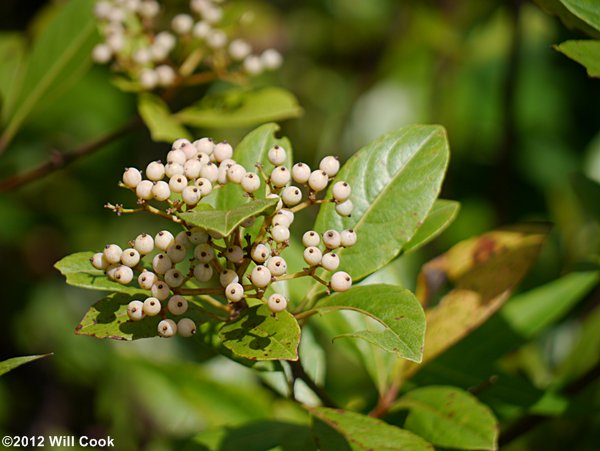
[122,167,142,188]
[155,231,175,251]
[292,162,311,184]
[103,244,123,264]
[194,263,213,282]
[121,248,140,267]
[152,253,173,274]
[177,318,197,337]
[91,252,108,270]
[152,181,171,201]
[340,229,357,247]
[323,230,342,249]
[321,252,340,271]
[251,243,270,263]
[330,271,352,292]
[151,281,171,300]
[164,268,184,287]
[332,181,351,202]
[303,246,322,266]
[250,265,271,288]
[220,269,239,287]
[267,256,287,276]
[143,297,162,316]
[270,166,291,188]
[168,294,188,315]
[127,300,145,321]
[134,233,154,255]
[302,231,320,247]
[158,319,177,337]
[308,170,328,192]
[267,293,287,313]
[319,155,340,177]
[138,270,157,290]
[225,282,244,302]
[268,145,287,165]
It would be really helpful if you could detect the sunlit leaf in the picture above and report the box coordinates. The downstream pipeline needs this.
[0,354,52,377]
[558,0,600,31]
[393,386,498,450]
[403,199,460,254]
[556,40,600,77]
[219,304,301,361]
[313,284,426,362]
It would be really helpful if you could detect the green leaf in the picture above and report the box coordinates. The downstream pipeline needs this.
[216,123,292,211]
[176,87,303,128]
[309,407,433,451]
[186,421,315,451]
[75,292,211,340]
[55,252,141,294]
[219,304,301,361]
[1,0,99,148]
[393,386,498,450]
[179,197,279,237]
[533,0,600,37]
[556,40,600,77]
[403,199,460,254]
[314,125,450,282]
[0,33,26,120]
[312,284,426,363]
[0,354,52,376]
[558,0,600,31]
[138,93,192,143]
[404,224,549,379]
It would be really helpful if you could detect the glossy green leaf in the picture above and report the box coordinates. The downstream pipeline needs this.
[186,420,314,451]
[1,0,98,148]
[556,40,600,77]
[403,199,460,254]
[75,292,211,340]
[138,93,192,143]
[314,125,450,282]
[309,407,433,451]
[219,304,301,361]
[179,197,279,237]
[0,354,52,377]
[533,0,600,37]
[394,386,498,450]
[0,33,26,120]
[55,252,141,294]
[558,0,600,31]
[312,284,426,362]
[404,224,549,378]
[176,87,302,128]
[216,123,292,211]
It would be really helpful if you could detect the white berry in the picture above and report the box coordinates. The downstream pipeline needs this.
[251,243,270,263]
[213,142,233,162]
[135,180,154,200]
[194,177,213,196]
[225,245,244,264]
[143,297,162,316]
[319,156,340,177]
[220,269,239,287]
[177,318,197,337]
[121,248,140,267]
[122,167,142,188]
[146,161,165,181]
[103,244,123,264]
[225,282,244,302]
[332,181,351,202]
[321,253,340,271]
[152,181,171,201]
[152,253,172,274]
[91,252,108,270]
[268,145,287,165]
[267,293,287,313]
[138,270,157,290]
[114,265,134,284]
[323,230,342,249]
[340,229,357,247]
[164,162,184,178]
[155,231,175,251]
[302,231,320,247]
[241,172,261,193]
[270,166,291,188]
[184,159,203,179]
[164,268,184,287]
[304,247,322,266]
[134,233,154,255]
[227,164,246,184]
[169,174,188,193]
[281,186,302,206]
[158,319,177,337]
[182,186,201,206]
[267,256,287,276]
[250,265,271,288]
[194,263,213,282]
[335,199,354,217]
[168,295,188,315]
[189,228,209,245]
[271,225,290,243]
[229,39,251,60]
[172,13,193,34]
[194,243,214,263]
[331,271,352,292]
[151,280,171,300]
[292,162,311,184]
[308,170,329,192]
[127,300,145,321]
[261,49,283,70]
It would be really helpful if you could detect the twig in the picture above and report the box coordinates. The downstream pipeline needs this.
[0,117,142,192]
[289,359,338,408]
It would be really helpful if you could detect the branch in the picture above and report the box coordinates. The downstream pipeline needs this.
[289,359,338,408]
[0,117,142,192]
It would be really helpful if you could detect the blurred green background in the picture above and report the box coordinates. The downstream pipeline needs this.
[1,0,599,450]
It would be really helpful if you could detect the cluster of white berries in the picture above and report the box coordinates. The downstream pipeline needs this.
[91,0,283,90]
[93,134,355,339]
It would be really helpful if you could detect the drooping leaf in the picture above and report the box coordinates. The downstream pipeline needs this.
[55,252,141,294]
[403,199,460,254]
[0,354,52,377]
[1,0,99,148]
[404,224,550,378]
[219,304,301,361]
[185,420,314,451]
[533,0,600,37]
[557,0,600,31]
[176,87,302,128]
[0,33,26,120]
[309,407,433,451]
[75,292,211,340]
[556,40,600,77]
[314,125,450,282]
[138,93,192,143]
[312,284,426,363]
[393,386,498,450]
[216,123,292,211]
[179,197,279,237]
